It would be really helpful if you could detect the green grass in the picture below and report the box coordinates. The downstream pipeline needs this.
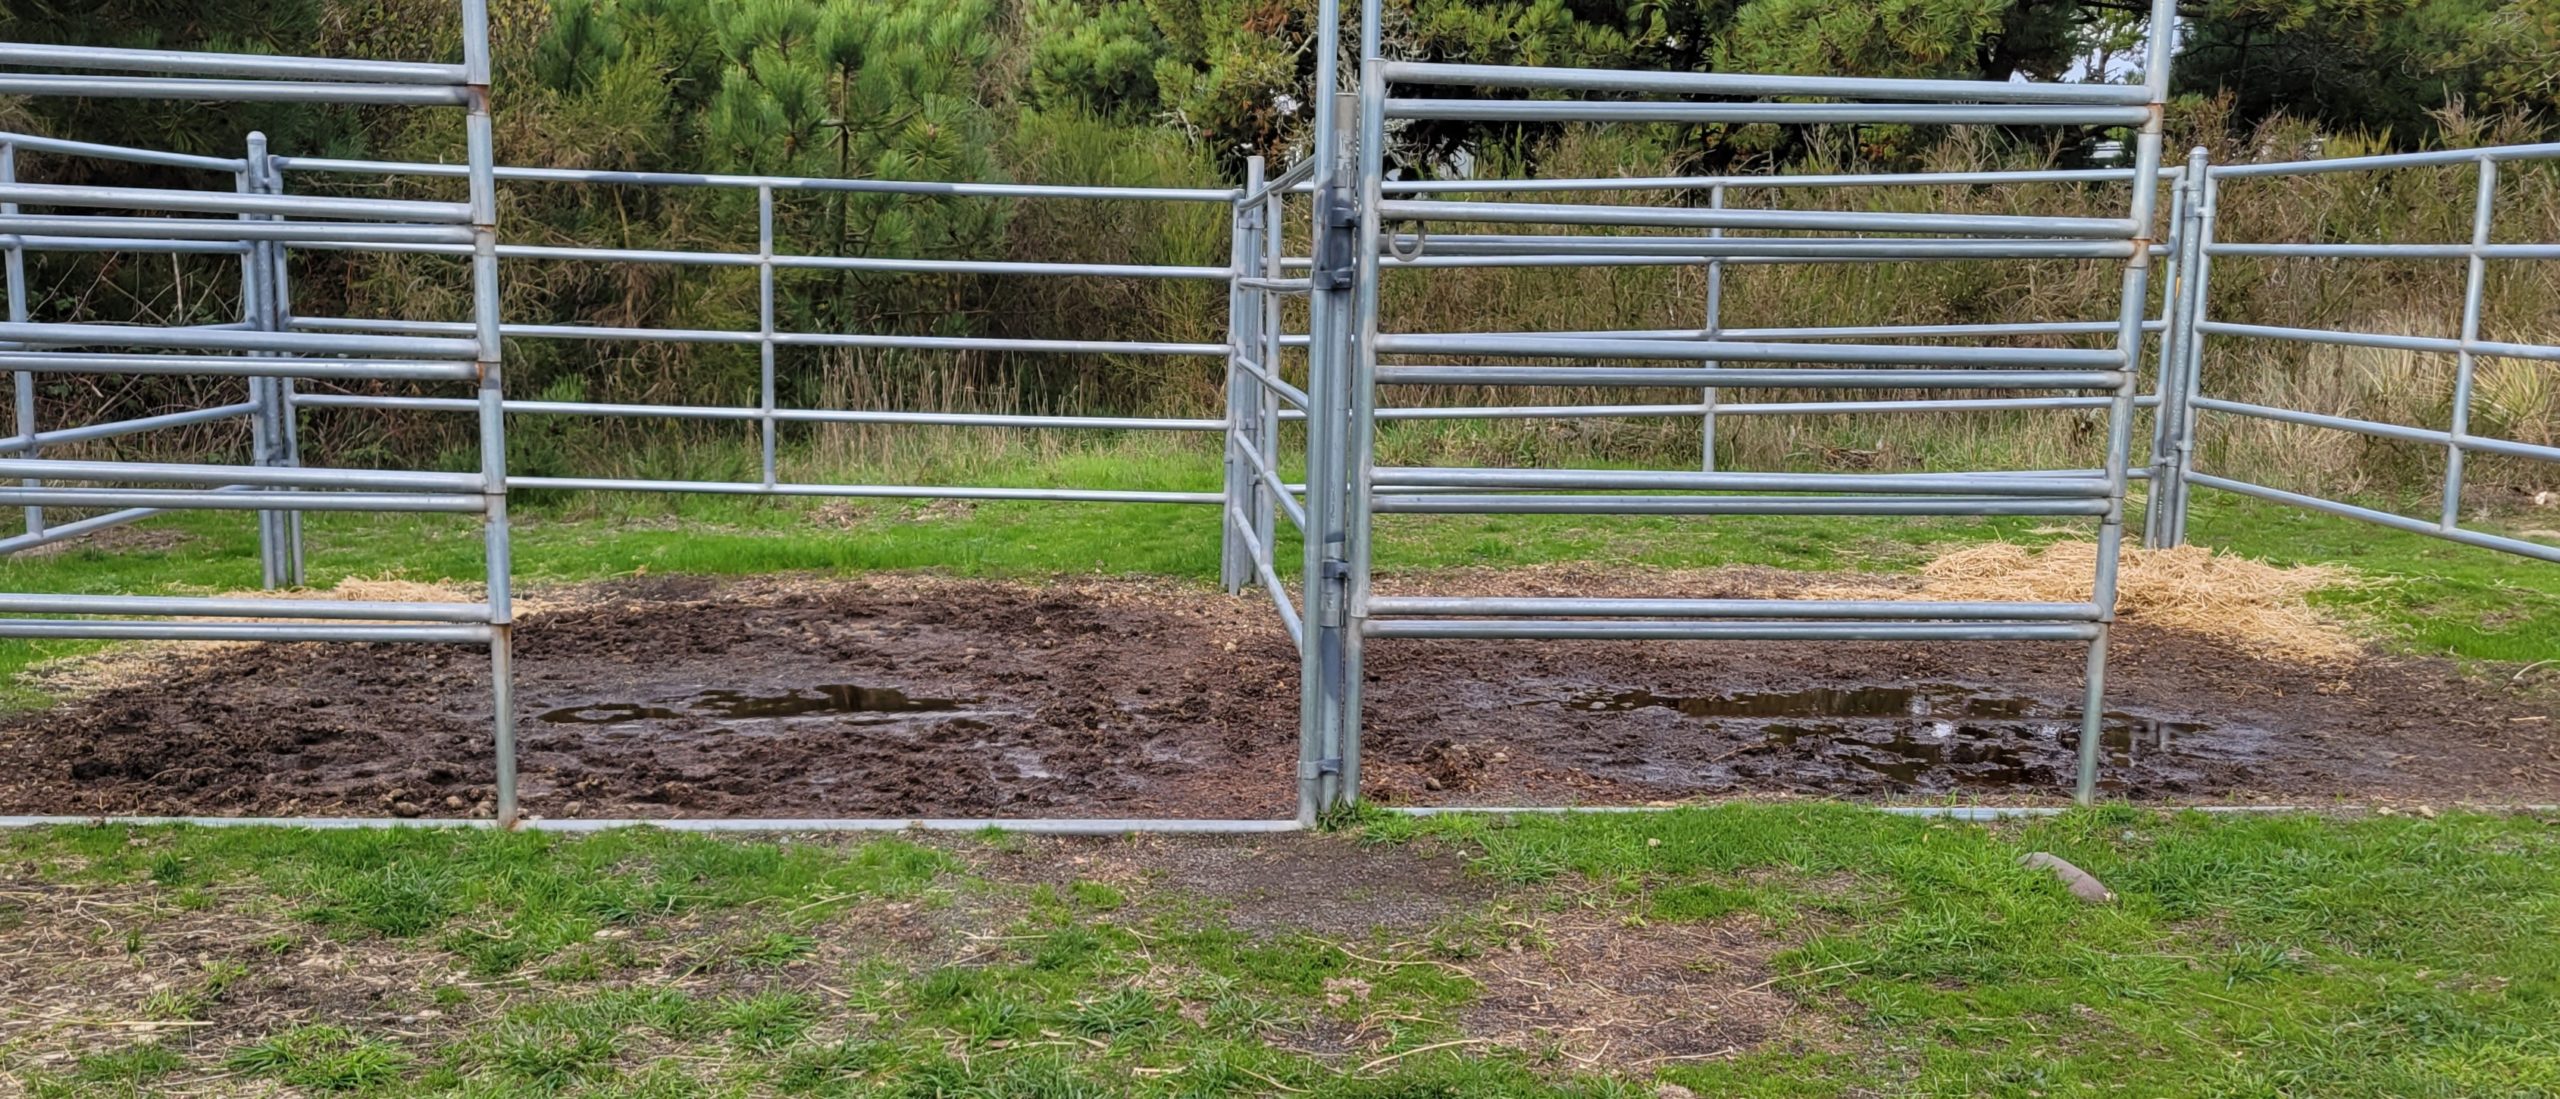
[5,807,2557,1096]
[1365,804,2560,1097]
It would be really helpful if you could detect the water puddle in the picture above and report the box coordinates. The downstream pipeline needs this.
[1561,684,2211,787]
[540,684,970,726]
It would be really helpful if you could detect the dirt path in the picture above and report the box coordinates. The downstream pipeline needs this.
[1,573,2552,818]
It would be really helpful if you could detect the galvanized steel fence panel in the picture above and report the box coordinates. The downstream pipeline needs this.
[5,0,2551,831]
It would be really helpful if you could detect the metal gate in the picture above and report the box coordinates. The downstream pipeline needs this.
[1287,0,2185,814]
[2147,144,2560,564]
[0,16,517,821]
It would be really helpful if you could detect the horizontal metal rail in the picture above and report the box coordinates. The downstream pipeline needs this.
[6,400,257,449]
[2208,242,2560,260]
[289,393,1224,432]
[1364,251,2112,271]
[1374,467,2111,496]
[290,316,1228,358]
[0,44,465,85]
[2198,320,2560,362]
[1375,805,2453,818]
[1364,619,2105,640]
[1375,61,2155,105]
[2184,472,2560,564]
[0,620,494,642]
[508,475,1219,505]
[1309,321,2144,343]
[0,457,482,491]
[0,75,471,105]
[2207,142,2560,178]
[1351,396,2143,422]
[1385,100,2150,127]
[1389,234,2139,260]
[2191,397,2445,447]
[0,234,253,255]
[0,215,473,245]
[0,352,477,381]
[0,321,478,359]
[1375,366,2125,389]
[1376,167,2169,193]
[1375,334,2126,367]
[324,240,1230,279]
[1376,199,2137,239]
[272,156,1239,202]
[1371,494,2113,516]
[0,593,490,622]
[0,182,466,223]
[0,815,1307,833]
[0,488,485,512]
[1367,596,2100,620]
[0,506,164,554]
[0,130,245,172]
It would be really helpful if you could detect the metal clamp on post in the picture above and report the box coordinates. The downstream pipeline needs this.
[1317,556,1351,627]
[1310,185,1359,290]
[1298,757,1344,779]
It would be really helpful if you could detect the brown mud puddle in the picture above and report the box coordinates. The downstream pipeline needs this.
[0,574,2551,818]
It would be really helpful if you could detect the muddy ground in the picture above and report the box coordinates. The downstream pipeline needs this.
[1,572,2553,818]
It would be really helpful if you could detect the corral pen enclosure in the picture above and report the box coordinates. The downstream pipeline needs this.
[0,0,2555,835]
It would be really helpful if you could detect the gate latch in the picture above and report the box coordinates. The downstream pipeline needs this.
[1310,185,1359,291]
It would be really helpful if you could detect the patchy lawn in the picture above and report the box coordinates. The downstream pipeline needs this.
[3,805,2556,1097]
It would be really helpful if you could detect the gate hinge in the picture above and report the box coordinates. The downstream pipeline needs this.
[1298,757,1344,779]
[1310,185,1359,291]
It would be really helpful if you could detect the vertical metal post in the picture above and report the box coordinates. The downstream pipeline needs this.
[242,132,283,589]
[2141,165,2186,547]
[1297,0,1347,825]
[1256,179,1283,576]
[2147,148,2209,548]
[758,185,778,490]
[461,0,517,828]
[2164,170,2218,547]
[2441,156,2496,532]
[267,150,306,585]
[1220,163,1259,593]
[0,141,36,541]
[1339,58,1385,810]
[2075,0,2178,805]
[1699,184,1724,471]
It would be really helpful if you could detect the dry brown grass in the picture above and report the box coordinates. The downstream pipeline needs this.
[1816,540,2367,663]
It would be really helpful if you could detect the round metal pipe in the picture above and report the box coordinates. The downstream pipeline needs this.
[1375,60,2155,105]
[1364,619,2105,640]
[1370,494,2113,516]
[1366,597,2101,620]
[272,156,1238,202]
[1386,99,2150,127]
[1376,198,2137,240]
[1375,333,2123,367]
[0,75,471,105]
[0,44,464,85]
[0,620,493,642]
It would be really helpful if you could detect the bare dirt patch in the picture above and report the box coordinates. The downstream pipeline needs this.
[1461,914,1815,1069]
[964,833,1496,937]
[0,571,2553,818]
